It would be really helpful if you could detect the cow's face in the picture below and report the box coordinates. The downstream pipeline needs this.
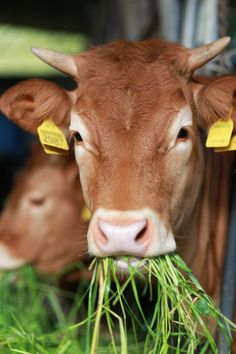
[70,62,204,257]
[0,151,88,272]
[0,37,232,261]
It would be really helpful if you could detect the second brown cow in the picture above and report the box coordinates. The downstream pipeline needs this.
[0,147,88,273]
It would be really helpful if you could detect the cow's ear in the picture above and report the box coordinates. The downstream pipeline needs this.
[193,76,236,129]
[0,79,73,134]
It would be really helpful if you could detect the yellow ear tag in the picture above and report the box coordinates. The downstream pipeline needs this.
[206,118,233,148]
[37,119,69,155]
[215,134,236,152]
[41,145,69,155]
[81,206,91,222]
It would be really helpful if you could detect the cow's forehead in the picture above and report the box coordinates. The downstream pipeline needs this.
[72,101,190,162]
[72,40,190,152]
[78,39,188,81]
[74,81,186,144]
[75,40,188,117]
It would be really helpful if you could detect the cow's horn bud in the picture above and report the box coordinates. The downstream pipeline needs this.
[31,47,78,77]
[188,36,231,73]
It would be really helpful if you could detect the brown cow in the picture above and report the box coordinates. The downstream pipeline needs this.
[0,36,234,304]
[0,146,88,273]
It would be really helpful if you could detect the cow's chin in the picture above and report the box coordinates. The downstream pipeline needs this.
[114,257,147,274]
[0,243,26,270]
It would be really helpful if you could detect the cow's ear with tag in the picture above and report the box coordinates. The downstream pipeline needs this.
[193,76,236,129]
[0,79,73,136]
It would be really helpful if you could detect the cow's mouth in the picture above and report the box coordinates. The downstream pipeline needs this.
[115,257,147,273]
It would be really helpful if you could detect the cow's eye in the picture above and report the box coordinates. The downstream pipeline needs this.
[73,132,83,143]
[176,128,189,141]
[29,197,45,207]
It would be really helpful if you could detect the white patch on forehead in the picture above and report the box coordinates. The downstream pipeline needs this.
[69,112,90,142]
[74,145,86,165]
[168,106,193,151]
[0,244,25,269]
[174,140,191,152]
[170,106,192,135]
[70,112,97,157]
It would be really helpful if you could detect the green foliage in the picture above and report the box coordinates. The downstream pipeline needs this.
[0,266,87,353]
[0,255,235,353]
[84,255,235,353]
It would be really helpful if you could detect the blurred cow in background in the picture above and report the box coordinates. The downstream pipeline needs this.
[0,146,88,273]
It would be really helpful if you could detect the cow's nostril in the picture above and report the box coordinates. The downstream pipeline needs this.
[97,221,109,245]
[135,224,147,243]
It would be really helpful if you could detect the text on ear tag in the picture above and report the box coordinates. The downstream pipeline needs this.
[206,118,233,148]
[37,119,69,155]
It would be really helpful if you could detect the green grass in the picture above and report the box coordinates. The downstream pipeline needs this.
[0,265,88,353]
[0,255,235,353]
[82,256,235,353]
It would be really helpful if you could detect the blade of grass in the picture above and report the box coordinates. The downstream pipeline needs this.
[90,259,108,354]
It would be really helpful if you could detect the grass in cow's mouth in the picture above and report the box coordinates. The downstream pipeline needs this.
[0,255,235,353]
[82,255,236,353]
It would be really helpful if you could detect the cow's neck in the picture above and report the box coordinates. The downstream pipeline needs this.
[181,149,234,303]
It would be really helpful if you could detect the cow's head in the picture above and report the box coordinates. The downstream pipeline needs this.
[0,148,87,272]
[1,37,234,262]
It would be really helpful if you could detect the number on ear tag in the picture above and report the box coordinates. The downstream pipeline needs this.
[37,119,69,154]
